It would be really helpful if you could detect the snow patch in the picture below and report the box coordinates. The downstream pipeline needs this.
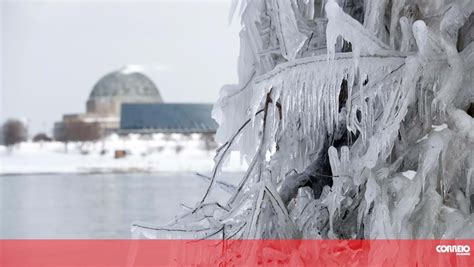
[120,64,145,74]
[401,170,417,180]
[0,134,246,175]
[432,124,448,132]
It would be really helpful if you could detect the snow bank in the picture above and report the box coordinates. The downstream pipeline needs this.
[0,134,247,175]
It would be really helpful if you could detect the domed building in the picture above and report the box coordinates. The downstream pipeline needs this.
[87,68,162,117]
[54,66,163,139]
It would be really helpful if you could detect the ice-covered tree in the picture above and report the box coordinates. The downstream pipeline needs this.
[133,0,473,262]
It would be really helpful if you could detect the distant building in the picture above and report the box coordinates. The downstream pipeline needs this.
[120,103,217,134]
[54,66,217,140]
[54,66,162,139]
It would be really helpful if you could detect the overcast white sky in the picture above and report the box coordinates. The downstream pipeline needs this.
[0,0,241,134]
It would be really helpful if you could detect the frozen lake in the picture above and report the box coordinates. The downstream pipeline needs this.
[0,173,235,238]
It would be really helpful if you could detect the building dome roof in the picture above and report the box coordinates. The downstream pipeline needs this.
[89,66,162,101]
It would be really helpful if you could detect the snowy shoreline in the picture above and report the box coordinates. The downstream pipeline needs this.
[0,170,228,176]
[0,134,246,175]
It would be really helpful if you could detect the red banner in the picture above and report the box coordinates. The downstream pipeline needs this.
[1,240,473,266]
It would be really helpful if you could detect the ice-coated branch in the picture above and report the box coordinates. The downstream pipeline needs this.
[325,0,391,60]
[195,107,265,209]
[226,90,274,207]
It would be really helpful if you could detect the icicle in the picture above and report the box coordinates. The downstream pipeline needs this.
[271,0,308,61]
[389,0,407,49]
[364,0,389,43]
[399,17,415,52]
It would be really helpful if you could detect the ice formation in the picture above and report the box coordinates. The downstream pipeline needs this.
[133,0,473,264]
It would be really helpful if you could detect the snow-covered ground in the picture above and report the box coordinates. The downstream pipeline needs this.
[0,133,246,175]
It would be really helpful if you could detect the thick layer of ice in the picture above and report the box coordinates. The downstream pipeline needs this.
[135,0,474,263]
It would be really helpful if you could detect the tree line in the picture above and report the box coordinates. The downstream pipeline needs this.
[1,119,100,147]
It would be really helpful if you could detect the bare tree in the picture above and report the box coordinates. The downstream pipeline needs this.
[33,133,52,142]
[200,133,217,151]
[57,121,101,152]
[2,119,28,149]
